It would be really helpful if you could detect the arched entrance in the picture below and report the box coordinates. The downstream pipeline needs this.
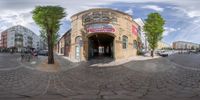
[88,33,114,59]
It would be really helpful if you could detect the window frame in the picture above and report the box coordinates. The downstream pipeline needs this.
[122,35,128,49]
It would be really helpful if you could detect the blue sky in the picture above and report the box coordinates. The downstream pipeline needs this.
[0,0,200,45]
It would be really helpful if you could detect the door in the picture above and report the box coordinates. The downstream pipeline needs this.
[75,46,81,61]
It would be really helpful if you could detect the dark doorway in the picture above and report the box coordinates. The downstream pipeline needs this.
[88,34,114,59]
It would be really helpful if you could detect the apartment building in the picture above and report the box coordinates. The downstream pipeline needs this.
[0,25,45,51]
[173,41,200,50]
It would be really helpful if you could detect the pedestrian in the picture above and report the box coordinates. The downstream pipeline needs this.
[26,49,31,62]
[21,50,25,62]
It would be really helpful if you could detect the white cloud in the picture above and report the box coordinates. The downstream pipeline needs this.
[141,5,164,12]
[194,18,200,23]
[0,0,200,41]
[188,11,200,18]
[169,6,200,20]
[163,27,177,36]
[172,22,200,43]
[125,8,133,15]
[0,9,38,34]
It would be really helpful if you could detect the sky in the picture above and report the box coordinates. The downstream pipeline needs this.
[0,0,200,45]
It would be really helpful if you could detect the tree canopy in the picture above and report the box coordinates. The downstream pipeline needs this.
[144,12,165,57]
[32,6,66,64]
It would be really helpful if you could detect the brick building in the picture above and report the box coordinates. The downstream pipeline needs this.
[56,8,140,61]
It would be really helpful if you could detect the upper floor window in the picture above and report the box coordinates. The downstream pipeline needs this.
[122,35,128,49]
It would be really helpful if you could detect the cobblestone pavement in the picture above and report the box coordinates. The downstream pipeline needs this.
[168,53,200,69]
[1,53,200,100]
[0,53,21,70]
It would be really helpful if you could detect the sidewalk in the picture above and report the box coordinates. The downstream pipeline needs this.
[89,55,161,67]
[57,52,161,67]
[20,53,81,72]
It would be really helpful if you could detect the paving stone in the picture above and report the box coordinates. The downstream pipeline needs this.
[1,53,200,100]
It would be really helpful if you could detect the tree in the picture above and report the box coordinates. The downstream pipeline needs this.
[144,12,165,57]
[32,6,66,64]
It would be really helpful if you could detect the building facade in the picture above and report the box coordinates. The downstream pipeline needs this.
[0,31,8,48]
[57,8,140,61]
[173,41,200,50]
[134,18,149,52]
[0,25,45,51]
[56,29,71,56]
[157,41,171,50]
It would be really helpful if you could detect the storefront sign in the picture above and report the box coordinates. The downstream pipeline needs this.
[86,24,115,33]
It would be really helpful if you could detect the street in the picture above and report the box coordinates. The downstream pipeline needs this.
[1,53,200,100]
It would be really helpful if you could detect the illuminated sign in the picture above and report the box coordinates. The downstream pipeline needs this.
[86,24,115,33]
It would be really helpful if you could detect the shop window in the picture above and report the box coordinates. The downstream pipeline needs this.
[122,35,128,49]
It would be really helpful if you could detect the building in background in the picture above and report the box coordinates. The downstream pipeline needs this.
[0,39,2,48]
[0,31,8,48]
[173,41,200,50]
[134,18,149,52]
[0,25,45,52]
[56,8,140,61]
[157,41,171,50]
[56,29,71,56]
[57,35,65,54]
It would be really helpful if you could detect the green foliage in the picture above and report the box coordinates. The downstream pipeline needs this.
[144,12,165,50]
[32,5,66,46]
[32,6,66,64]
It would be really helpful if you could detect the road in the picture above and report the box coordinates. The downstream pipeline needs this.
[0,53,200,100]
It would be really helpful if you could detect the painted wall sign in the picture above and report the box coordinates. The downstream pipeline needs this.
[86,24,115,33]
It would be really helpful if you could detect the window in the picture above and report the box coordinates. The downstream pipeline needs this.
[133,40,137,49]
[138,26,141,35]
[75,36,82,45]
[122,35,128,49]
[93,16,101,22]
[102,16,110,22]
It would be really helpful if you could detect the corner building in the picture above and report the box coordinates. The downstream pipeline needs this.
[69,8,139,61]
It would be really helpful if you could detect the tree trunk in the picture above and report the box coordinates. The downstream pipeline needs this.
[47,30,54,64]
[151,50,154,57]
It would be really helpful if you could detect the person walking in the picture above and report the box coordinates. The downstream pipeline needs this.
[21,50,25,62]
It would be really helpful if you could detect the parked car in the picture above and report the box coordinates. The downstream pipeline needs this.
[38,50,48,56]
[158,52,168,57]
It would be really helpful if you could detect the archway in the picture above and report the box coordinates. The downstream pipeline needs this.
[88,33,114,59]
